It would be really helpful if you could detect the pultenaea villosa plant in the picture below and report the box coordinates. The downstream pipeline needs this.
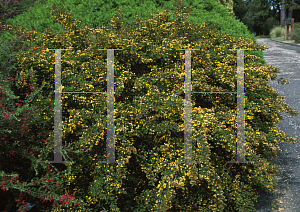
[0,0,298,211]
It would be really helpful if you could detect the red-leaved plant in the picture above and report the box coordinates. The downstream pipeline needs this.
[0,25,80,211]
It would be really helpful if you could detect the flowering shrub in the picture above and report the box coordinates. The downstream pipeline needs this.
[0,0,299,211]
[0,0,24,28]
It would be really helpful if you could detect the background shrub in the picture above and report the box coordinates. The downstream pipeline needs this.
[0,0,258,55]
[269,25,292,38]
[290,22,300,43]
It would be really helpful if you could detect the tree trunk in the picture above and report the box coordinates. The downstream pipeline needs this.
[281,0,287,26]
[288,0,295,19]
[288,8,293,19]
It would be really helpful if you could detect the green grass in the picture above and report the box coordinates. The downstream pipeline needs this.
[272,36,292,41]
[255,35,295,42]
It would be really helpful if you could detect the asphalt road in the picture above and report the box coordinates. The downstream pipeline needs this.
[253,38,300,212]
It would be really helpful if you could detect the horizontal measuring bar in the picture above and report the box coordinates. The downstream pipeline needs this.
[192,91,237,94]
[57,91,238,94]
[61,92,106,94]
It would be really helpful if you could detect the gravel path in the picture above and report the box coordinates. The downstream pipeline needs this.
[253,38,300,212]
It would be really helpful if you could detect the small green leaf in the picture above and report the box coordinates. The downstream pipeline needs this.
[0,80,9,87]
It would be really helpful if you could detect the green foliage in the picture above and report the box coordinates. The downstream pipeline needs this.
[1,0,257,45]
[0,0,49,132]
[1,0,299,211]
[0,0,45,27]
[233,0,248,20]
[233,0,281,34]
[239,0,278,36]
[217,0,235,16]
[280,0,300,11]
[291,22,300,43]
[181,0,256,43]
